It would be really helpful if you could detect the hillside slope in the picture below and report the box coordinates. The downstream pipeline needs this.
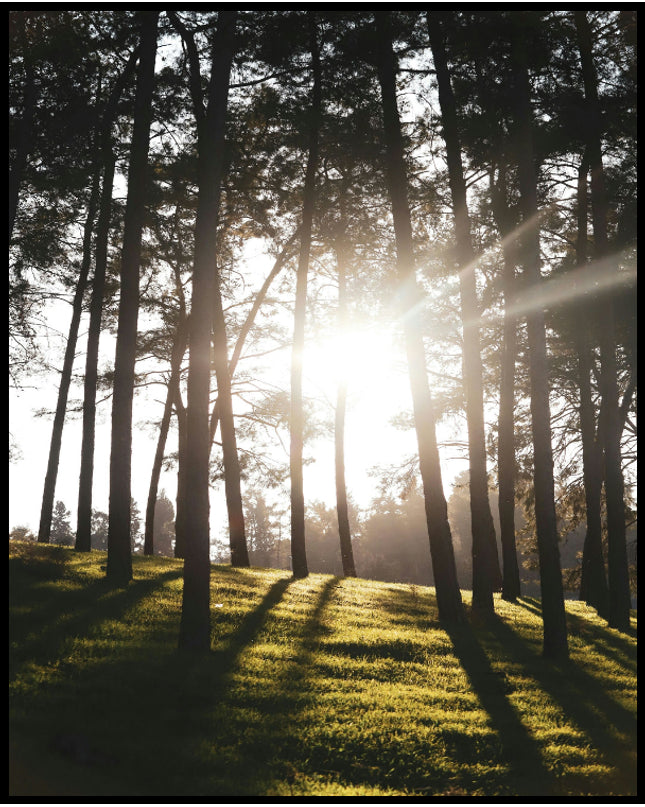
[9,541,637,798]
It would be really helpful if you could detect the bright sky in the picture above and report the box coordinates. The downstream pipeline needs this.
[8,309,467,541]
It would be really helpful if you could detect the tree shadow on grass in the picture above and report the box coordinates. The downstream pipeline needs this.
[444,616,555,798]
[486,613,637,794]
[9,564,184,679]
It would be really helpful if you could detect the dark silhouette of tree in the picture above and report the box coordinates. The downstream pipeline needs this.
[374,11,464,625]
[106,10,159,586]
[427,11,501,615]
[175,9,238,651]
[76,45,140,553]
[574,11,631,632]
[509,12,568,660]
[290,12,322,580]
[37,166,100,544]
[50,500,74,546]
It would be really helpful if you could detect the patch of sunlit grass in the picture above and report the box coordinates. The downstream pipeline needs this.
[9,541,636,799]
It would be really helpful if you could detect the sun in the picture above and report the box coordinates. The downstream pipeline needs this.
[303,321,405,405]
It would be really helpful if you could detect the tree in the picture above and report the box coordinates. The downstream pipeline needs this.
[509,12,568,660]
[289,11,322,580]
[373,11,464,625]
[50,500,74,546]
[176,9,238,652]
[427,11,501,615]
[152,491,175,557]
[106,10,158,586]
[574,10,631,633]
[76,44,140,553]
[37,165,100,544]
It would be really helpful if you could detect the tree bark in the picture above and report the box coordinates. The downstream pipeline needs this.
[179,10,236,652]
[375,11,464,625]
[38,166,100,544]
[574,10,631,631]
[427,12,501,616]
[290,12,322,580]
[510,14,568,660]
[106,10,158,585]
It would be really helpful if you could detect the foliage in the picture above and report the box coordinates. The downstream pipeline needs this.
[9,542,637,798]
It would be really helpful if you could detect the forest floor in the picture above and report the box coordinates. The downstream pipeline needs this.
[9,540,637,799]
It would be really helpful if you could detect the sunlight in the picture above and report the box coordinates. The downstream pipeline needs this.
[304,321,404,406]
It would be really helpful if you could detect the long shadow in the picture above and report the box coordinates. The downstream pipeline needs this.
[212,576,340,794]
[9,567,184,679]
[487,615,637,793]
[444,617,555,798]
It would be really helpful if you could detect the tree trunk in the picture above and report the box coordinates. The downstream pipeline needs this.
[179,10,236,652]
[510,15,568,660]
[38,166,100,544]
[290,12,322,580]
[427,12,501,616]
[174,388,188,560]
[143,321,187,555]
[574,151,609,616]
[106,10,158,586]
[334,235,357,578]
[574,10,631,632]
[76,48,139,553]
[490,165,521,602]
[375,11,464,625]
[211,281,250,567]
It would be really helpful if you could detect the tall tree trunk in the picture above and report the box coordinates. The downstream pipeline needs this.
[290,12,322,580]
[574,151,609,616]
[179,10,237,652]
[76,49,139,553]
[37,166,100,544]
[510,14,568,660]
[574,11,631,632]
[490,165,521,602]
[174,388,188,560]
[334,233,357,578]
[375,11,464,625]
[427,12,501,616]
[143,321,187,555]
[107,10,158,586]
[211,281,250,567]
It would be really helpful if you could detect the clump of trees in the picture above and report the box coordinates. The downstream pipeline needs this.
[10,10,636,660]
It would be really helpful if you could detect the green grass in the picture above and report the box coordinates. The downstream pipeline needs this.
[9,541,637,798]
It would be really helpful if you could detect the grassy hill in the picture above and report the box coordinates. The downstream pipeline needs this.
[9,541,637,799]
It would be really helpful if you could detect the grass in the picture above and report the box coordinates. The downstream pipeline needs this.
[9,541,637,799]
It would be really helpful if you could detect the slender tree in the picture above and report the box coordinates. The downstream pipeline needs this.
[574,10,631,631]
[573,150,609,616]
[177,10,237,651]
[290,12,322,579]
[333,225,357,578]
[106,10,158,585]
[427,11,501,615]
[37,164,100,544]
[490,164,522,602]
[76,47,140,552]
[509,12,568,660]
[374,11,464,624]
